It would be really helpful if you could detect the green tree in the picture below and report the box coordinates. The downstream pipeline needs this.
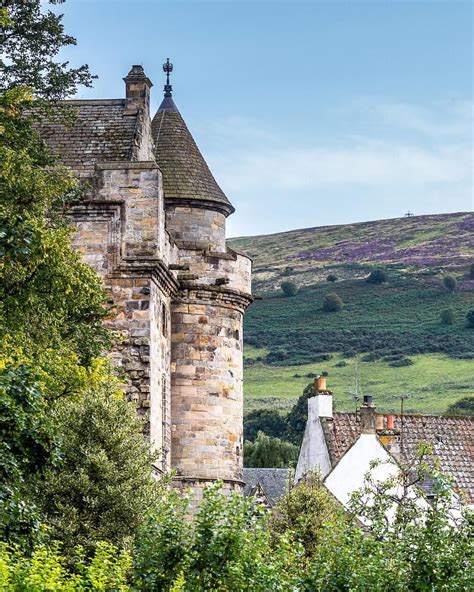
[443,275,457,292]
[280,281,297,297]
[133,483,301,592]
[270,471,341,558]
[366,269,388,284]
[440,308,455,325]
[1,0,94,100]
[445,396,474,416]
[323,292,343,312]
[0,364,57,547]
[285,383,313,446]
[466,309,474,328]
[326,274,337,283]
[38,364,160,557]
[244,409,287,442]
[244,432,299,468]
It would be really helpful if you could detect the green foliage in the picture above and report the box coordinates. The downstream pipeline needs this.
[301,455,474,591]
[440,308,455,325]
[285,383,313,446]
[366,268,388,284]
[322,292,343,312]
[0,541,131,591]
[280,280,298,297]
[38,364,160,557]
[0,0,94,100]
[470,263,474,279]
[270,471,341,557]
[244,431,298,468]
[467,309,474,328]
[243,408,286,442]
[133,483,300,591]
[443,275,457,292]
[445,396,474,416]
[326,274,337,282]
[0,364,56,547]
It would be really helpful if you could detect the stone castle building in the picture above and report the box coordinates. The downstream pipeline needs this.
[39,63,253,497]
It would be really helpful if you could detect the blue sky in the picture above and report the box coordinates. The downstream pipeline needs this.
[54,0,472,237]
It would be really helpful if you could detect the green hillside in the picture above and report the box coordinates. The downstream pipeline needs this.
[228,212,474,415]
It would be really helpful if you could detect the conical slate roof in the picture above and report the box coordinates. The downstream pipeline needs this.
[151,93,234,215]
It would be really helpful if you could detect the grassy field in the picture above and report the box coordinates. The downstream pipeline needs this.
[228,212,474,415]
[244,347,474,415]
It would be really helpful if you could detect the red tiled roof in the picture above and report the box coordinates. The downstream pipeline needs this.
[321,412,474,503]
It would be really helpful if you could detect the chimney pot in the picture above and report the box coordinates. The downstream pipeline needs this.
[375,414,384,430]
[314,375,327,393]
[386,415,394,430]
[360,396,376,434]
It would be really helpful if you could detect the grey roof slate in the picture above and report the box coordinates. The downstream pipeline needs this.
[152,96,234,213]
[321,412,474,503]
[243,468,290,505]
[36,100,139,178]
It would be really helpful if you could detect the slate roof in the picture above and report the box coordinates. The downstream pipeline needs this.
[243,468,290,506]
[36,100,138,178]
[321,412,474,503]
[151,95,234,213]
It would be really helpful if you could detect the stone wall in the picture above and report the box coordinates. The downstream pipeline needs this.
[170,286,252,487]
[165,204,226,251]
[70,161,178,466]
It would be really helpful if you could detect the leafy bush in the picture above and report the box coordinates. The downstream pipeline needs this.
[326,274,337,283]
[443,275,457,292]
[440,308,455,325]
[388,357,414,367]
[244,409,287,442]
[323,292,343,312]
[0,541,131,590]
[366,269,388,284]
[335,360,349,367]
[133,484,300,591]
[280,281,297,297]
[270,471,341,557]
[38,365,161,557]
[285,383,313,445]
[467,309,474,328]
[445,396,474,416]
[244,432,299,468]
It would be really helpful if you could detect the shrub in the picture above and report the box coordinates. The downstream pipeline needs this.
[243,409,287,442]
[467,310,474,328]
[39,365,161,556]
[335,360,349,367]
[445,396,474,416]
[270,471,341,558]
[469,263,474,279]
[0,541,131,590]
[326,274,337,283]
[281,266,294,276]
[323,292,343,312]
[366,269,388,284]
[280,281,297,297]
[443,275,457,292]
[133,484,300,591]
[440,309,455,325]
[388,357,414,367]
[244,432,298,468]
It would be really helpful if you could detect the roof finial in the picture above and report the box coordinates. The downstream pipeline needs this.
[163,58,173,97]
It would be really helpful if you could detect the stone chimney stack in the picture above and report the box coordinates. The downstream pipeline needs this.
[360,395,376,434]
[123,65,153,114]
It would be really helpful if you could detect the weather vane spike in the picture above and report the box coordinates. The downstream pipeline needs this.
[163,58,173,97]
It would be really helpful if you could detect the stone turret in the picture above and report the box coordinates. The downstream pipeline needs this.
[152,60,252,498]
